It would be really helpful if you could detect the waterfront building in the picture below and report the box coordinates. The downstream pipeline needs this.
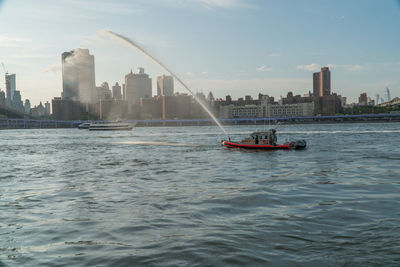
[340,96,347,107]
[122,83,126,100]
[24,99,31,114]
[157,75,174,96]
[282,91,313,105]
[140,96,163,119]
[219,102,314,119]
[12,90,24,112]
[232,104,262,118]
[218,94,314,119]
[314,93,342,115]
[320,67,331,96]
[124,68,152,104]
[225,95,232,104]
[52,97,85,120]
[31,102,46,117]
[45,101,51,115]
[97,99,128,120]
[313,72,320,97]
[112,82,122,100]
[95,82,112,102]
[313,67,331,97]
[311,66,343,115]
[359,93,368,105]
[0,90,6,106]
[269,103,314,118]
[377,97,400,107]
[135,93,206,120]
[5,73,16,101]
[62,49,96,103]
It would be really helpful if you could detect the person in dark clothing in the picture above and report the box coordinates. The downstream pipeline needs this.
[271,129,277,145]
[267,129,277,145]
[255,135,259,144]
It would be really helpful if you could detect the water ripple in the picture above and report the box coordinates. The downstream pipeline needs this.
[0,123,400,265]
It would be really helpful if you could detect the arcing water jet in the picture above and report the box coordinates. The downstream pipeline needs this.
[99,30,228,136]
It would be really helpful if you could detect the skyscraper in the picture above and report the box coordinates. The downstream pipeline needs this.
[359,93,367,105]
[313,72,320,97]
[95,81,112,102]
[313,67,331,97]
[12,90,24,112]
[45,101,51,115]
[5,73,16,100]
[62,48,96,103]
[157,75,174,96]
[124,68,152,104]
[24,99,31,114]
[320,67,331,96]
[0,90,5,106]
[112,82,122,100]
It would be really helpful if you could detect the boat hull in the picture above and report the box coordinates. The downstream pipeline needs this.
[88,123,133,131]
[222,141,291,149]
[89,126,133,131]
[78,123,91,129]
[221,140,306,150]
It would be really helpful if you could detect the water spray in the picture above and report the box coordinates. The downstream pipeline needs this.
[99,30,228,136]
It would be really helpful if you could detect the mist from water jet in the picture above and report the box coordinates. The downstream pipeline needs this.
[98,29,228,136]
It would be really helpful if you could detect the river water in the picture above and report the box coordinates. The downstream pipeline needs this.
[1,122,400,266]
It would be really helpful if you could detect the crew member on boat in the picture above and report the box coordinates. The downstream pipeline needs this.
[267,129,277,145]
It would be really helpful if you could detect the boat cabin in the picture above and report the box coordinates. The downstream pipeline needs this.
[241,130,277,145]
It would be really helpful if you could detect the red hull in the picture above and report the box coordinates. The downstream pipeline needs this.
[222,141,290,150]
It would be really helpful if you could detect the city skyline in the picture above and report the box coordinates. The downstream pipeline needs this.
[0,0,399,106]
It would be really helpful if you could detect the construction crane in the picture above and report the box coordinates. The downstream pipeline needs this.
[1,63,6,91]
[1,62,8,74]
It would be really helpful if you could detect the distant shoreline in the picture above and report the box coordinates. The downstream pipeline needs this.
[135,118,400,127]
[1,114,400,129]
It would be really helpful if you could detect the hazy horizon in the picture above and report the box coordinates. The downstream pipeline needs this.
[0,0,399,106]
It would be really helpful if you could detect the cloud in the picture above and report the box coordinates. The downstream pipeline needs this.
[343,64,365,71]
[296,63,321,72]
[297,63,366,72]
[0,35,29,47]
[269,53,280,57]
[66,0,142,15]
[256,66,273,72]
[336,16,345,20]
[185,72,194,76]
[199,0,254,9]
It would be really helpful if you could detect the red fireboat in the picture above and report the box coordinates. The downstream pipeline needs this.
[221,129,306,150]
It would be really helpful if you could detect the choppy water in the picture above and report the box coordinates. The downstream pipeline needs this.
[1,122,400,266]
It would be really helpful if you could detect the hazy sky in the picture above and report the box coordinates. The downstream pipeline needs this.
[0,0,399,105]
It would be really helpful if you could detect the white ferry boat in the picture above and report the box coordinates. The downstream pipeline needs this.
[88,122,134,131]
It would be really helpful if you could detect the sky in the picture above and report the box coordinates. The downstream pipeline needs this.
[0,0,399,106]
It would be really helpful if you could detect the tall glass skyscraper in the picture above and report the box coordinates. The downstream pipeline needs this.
[5,73,16,100]
[62,49,96,103]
